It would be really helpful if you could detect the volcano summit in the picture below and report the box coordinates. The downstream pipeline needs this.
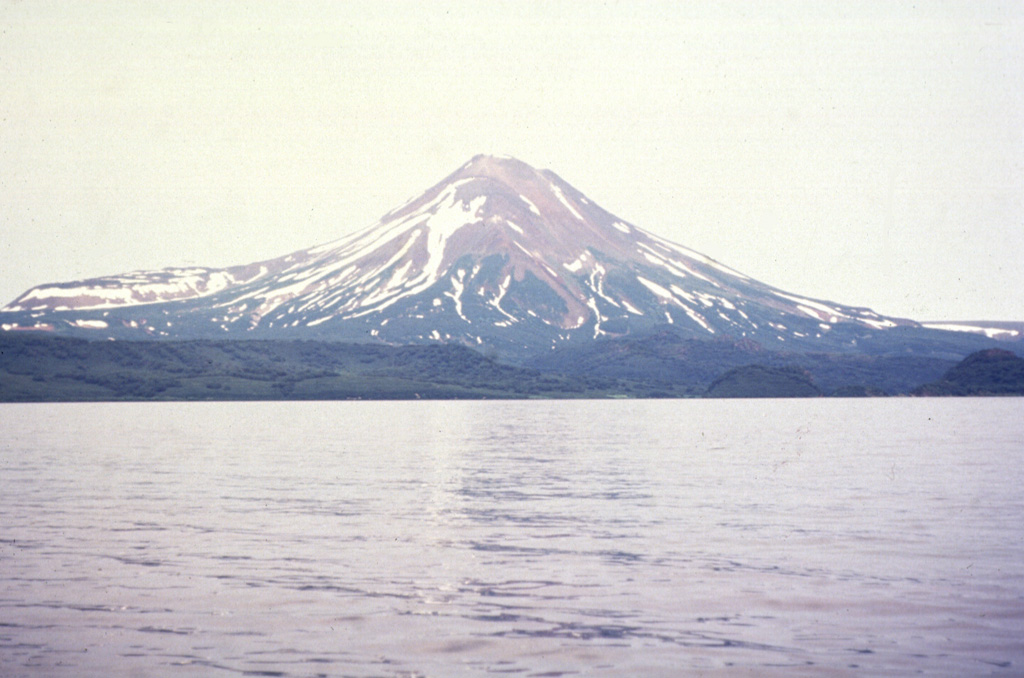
[1,155,1016,359]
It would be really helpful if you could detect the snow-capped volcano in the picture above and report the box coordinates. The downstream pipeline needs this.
[4,154,1012,357]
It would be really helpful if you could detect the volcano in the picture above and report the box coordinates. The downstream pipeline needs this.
[1,155,1016,359]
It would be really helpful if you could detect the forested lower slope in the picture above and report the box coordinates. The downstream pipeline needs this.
[0,334,649,401]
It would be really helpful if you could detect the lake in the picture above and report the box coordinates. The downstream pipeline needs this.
[1,398,1023,677]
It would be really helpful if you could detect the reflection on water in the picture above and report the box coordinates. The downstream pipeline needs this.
[1,398,1023,677]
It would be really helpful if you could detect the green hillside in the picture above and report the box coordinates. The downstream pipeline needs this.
[913,349,1024,396]
[0,333,668,401]
[705,365,822,398]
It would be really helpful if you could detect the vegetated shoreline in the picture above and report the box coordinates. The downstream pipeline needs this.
[0,333,1021,402]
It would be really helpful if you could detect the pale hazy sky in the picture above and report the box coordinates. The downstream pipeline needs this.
[2,1,1021,320]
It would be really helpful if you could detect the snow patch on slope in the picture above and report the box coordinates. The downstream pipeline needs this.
[8,270,242,312]
[550,183,584,221]
[922,323,1020,339]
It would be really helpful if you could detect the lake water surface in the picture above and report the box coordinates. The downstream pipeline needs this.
[2,399,1023,677]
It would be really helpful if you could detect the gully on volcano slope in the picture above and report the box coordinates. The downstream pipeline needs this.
[1,155,1017,359]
